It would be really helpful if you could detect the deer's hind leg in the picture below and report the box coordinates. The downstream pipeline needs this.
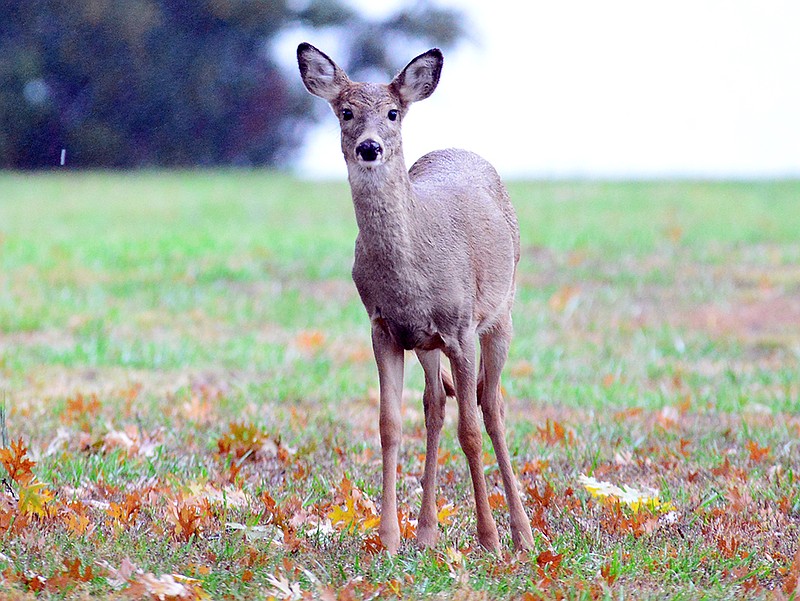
[478,316,534,551]
[415,349,448,547]
[449,332,501,551]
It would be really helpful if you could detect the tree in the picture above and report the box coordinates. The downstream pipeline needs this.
[0,0,466,169]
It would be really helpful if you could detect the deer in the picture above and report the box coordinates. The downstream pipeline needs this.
[297,42,534,554]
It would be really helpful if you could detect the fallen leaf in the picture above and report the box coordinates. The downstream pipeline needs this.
[579,474,674,513]
[265,573,302,601]
[125,571,209,601]
[0,438,36,485]
[328,477,380,534]
[746,440,770,463]
[436,502,457,526]
[487,491,506,510]
[536,549,563,572]
[18,478,55,518]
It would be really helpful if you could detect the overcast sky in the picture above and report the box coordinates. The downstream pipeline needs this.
[293,0,800,179]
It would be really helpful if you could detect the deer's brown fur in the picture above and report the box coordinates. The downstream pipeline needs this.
[297,42,533,553]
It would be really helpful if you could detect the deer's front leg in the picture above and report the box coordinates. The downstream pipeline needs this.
[415,349,447,547]
[372,324,405,554]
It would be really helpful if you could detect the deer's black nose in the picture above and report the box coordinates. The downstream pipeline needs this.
[356,139,382,162]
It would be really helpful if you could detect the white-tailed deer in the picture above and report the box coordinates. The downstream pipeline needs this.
[297,42,533,553]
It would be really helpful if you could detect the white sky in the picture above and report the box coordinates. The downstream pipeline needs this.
[292,0,800,179]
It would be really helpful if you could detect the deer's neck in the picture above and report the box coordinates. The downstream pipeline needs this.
[348,160,418,254]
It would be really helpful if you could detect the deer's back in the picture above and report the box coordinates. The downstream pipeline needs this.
[409,148,520,268]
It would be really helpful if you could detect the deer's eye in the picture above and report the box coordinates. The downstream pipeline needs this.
[387,109,398,121]
[342,108,354,121]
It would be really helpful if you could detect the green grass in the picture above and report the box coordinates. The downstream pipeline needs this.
[1,171,799,599]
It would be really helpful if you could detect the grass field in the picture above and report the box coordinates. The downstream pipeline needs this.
[1,172,799,599]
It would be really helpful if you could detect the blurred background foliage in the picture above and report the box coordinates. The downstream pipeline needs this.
[0,0,465,169]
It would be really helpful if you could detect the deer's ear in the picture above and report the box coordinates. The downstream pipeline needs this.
[297,43,350,102]
[390,49,443,106]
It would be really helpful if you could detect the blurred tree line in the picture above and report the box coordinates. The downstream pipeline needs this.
[0,0,465,169]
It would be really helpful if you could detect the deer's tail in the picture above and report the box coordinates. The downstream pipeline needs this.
[441,367,456,398]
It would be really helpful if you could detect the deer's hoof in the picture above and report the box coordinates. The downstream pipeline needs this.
[416,524,439,548]
[379,527,401,555]
[477,528,501,553]
[512,520,535,551]
[512,531,534,552]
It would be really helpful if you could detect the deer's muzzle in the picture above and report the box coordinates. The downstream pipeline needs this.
[355,139,383,164]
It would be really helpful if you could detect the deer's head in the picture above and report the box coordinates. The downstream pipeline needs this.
[298,43,443,170]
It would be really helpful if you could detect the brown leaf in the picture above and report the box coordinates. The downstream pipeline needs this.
[0,438,36,485]
[536,419,574,446]
[63,557,94,582]
[711,456,730,477]
[600,562,618,585]
[216,421,278,462]
[126,571,203,600]
[520,459,549,478]
[527,482,555,508]
[107,492,142,526]
[48,558,95,591]
[529,505,550,538]
[168,501,203,542]
[487,491,506,510]
[398,509,417,540]
[363,532,385,554]
[746,440,770,463]
[61,393,101,428]
[536,549,563,569]
[717,536,741,559]
[23,572,47,593]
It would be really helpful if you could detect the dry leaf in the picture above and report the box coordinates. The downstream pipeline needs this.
[436,502,457,526]
[579,474,675,513]
[18,478,55,518]
[266,573,302,601]
[0,438,36,485]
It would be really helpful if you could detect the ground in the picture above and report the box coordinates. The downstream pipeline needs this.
[0,173,799,599]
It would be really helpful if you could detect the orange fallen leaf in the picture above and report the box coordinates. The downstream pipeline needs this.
[168,501,204,541]
[746,440,770,463]
[600,562,618,585]
[537,419,574,446]
[63,558,94,582]
[536,549,562,568]
[487,492,506,510]
[0,438,36,485]
[398,509,416,540]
